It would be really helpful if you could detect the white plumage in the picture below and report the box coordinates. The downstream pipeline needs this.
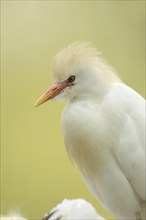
[42,199,104,220]
[35,42,145,219]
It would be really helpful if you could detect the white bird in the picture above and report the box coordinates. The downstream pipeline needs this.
[35,41,145,219]
[42,198,104,220]
[0,199,105,220]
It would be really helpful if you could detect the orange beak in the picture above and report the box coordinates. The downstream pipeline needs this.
[34,81,69,107]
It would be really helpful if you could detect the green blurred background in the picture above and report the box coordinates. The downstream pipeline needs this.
[1,1,145,219]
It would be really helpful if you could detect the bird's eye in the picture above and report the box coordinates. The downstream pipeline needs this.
[68,75,75,83]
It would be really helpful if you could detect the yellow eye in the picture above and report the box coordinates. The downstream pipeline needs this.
[68,75,75,83]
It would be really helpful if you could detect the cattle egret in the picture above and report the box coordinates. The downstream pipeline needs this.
[35,42,145,219]
[42,199,104,220]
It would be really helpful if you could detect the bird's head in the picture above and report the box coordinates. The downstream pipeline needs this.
[34,41,120,107]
